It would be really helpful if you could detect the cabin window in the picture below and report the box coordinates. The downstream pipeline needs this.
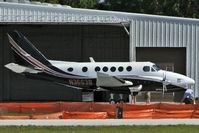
[118,66,124,72]
[126,66,132,72]
[152,65,161,71]
[82,67,88,72]
[143,66,150,72]
[67,67,73,72]
[103,66,108,72]
[151,67,156,72]
[110,67,116,72]
[95,66,100,72]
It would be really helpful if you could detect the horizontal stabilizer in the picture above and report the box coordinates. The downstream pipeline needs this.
[5,63,41,74]
[96,72,133,87]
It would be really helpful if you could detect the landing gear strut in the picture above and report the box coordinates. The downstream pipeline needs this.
[119,94,124,103]
[109,93,115,104]
[129,85,143,104]
[130,92,138,104]
[109,93,125,104]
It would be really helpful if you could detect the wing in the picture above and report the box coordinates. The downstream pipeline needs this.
[96,72,133,87]
[123,75,164,83]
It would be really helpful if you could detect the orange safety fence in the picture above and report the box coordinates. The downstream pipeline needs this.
[123,109,154,119]
[0,112,63,119]
[20,102,61,114]
[0,103,22,113]
[1,102,199,119]
[0,116,30,120]
[0,102,60,113]
[63,112,108,119]
[152,109,194,119]
[107,112,117,118]
[123,103,158,111]
[157,103,194,110]
[32,112,63,119]
[61,102,93,112]
[92,102,117,112]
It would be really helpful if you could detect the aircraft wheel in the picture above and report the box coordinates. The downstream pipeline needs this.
[110,99,115,104]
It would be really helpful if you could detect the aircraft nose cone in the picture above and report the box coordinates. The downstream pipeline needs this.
[182,77,195,87]
[188,78,195,85]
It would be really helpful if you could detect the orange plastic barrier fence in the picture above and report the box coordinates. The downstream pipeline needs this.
[0,116,30,120]
[123,104,157,111]
[0,102,61,113]
[32,112,63,119]
[63,112,108,119]
[123,110,153,119]
[157,103,194,110]
[20,102,61,114]
[107,112,117,118]
[153,109,194,119]
[0,103,22,113]
[1,102,199,119]
[61,102,92,112]
[92,102,116,112]
[0,112,63,120]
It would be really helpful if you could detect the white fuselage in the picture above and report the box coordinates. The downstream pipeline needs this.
[50,61,158,78]
[50,60,195,89]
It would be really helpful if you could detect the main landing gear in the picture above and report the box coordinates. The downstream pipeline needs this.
[129,85,143,104]
[109,93,125,104]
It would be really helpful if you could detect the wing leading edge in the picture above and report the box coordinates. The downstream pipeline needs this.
[96,72,133,87]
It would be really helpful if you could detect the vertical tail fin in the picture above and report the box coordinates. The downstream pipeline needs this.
[8,30,51,67]
[7,30,78,78]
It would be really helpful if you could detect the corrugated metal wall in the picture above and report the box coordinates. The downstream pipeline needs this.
[82,25,129,62]
[131,18,199,96]
[0,27,3,101]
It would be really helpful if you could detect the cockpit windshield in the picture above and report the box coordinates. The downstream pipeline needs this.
[152,65,161,71]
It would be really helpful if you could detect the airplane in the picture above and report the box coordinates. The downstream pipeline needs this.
[5,31,195,102]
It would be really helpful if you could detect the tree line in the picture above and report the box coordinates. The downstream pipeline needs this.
[34,0,199,18]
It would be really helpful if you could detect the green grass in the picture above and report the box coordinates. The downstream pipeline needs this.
[0,125,198,133]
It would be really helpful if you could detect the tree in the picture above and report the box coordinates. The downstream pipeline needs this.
[97,0,199,18]
[34,0,199,18]
[79,0,98,8]
[35,0,98,9]
[36,0,58,4]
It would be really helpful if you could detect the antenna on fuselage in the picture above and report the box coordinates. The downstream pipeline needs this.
[89,57,95,62]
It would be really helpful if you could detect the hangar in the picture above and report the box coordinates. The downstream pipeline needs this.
[0,1,198,102]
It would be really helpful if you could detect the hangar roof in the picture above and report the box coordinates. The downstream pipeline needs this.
[1,1,199,24]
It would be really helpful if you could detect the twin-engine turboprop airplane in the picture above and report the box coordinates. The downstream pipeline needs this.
[5,31,195,98]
